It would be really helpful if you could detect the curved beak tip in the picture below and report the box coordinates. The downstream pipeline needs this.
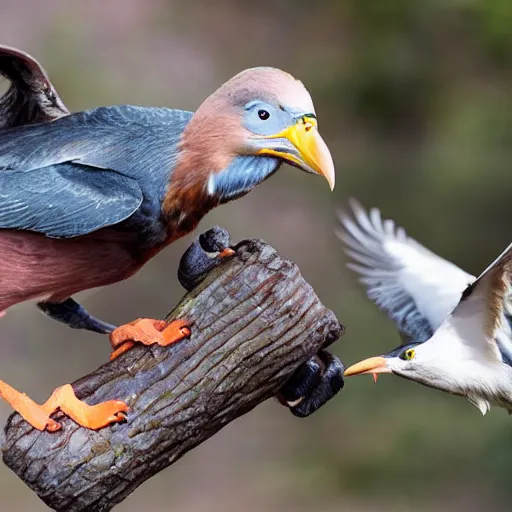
[316,134,335,192]
[302,127,335,191]
[274,121,336,191]
[326,166,335,191]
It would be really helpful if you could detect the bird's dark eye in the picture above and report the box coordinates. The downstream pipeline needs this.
[400,348,416,361]
[258,109,270,120]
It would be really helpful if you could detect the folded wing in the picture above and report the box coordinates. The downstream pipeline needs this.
[0,164,143,238]
[0,105,191,238]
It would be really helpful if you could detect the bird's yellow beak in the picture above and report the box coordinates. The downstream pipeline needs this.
[257,116,335,191]
[344,356,391,382]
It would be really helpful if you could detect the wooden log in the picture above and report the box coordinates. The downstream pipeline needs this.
[2,236,343,512]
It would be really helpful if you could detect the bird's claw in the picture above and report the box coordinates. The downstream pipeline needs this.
[45,418,62,432]
[109,318,190,360]
[79,400,130,430]
[43,385,130,431]
[218,247,236,260]
[277,350,344,418]
[0,381,129,432]
[45,402,129,432]
[178,227,235,291]
[278,357,323,406]
[28,407,62,432]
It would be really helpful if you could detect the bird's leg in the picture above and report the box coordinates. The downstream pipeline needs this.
[0,380,128,432]
[37,298,116,334]
[109,318,191,360]
[276,350,344,417]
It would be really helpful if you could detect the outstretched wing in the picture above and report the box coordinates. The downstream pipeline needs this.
[443,243,512,363]
[0,45,68,129]
[337,199,474,343]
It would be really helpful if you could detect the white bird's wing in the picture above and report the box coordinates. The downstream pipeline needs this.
[337,199,475,343]
[443,242,512,362]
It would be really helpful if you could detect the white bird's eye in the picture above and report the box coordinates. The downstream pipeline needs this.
[258,109,270,120]
[400,348,416,361]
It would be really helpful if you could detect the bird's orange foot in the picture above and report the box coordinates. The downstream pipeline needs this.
[109,318,191,360]
[0,381,128,432]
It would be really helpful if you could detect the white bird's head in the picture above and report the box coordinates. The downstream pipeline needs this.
[344,334,512,416]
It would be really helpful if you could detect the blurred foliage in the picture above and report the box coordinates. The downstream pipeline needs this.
[0,0,511,511]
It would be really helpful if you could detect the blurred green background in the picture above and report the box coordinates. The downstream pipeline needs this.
[0,0,511,510]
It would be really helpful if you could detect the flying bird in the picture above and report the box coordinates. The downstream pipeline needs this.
[338,200,512,415]
[0,45,335,432]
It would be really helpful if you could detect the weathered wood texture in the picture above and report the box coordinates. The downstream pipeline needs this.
[2,238,343,511]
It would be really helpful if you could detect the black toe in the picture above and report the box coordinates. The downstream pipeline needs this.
[289,350,344,418]
[199,226,231,253]
[178,227,232,291]
[278,357,322,404]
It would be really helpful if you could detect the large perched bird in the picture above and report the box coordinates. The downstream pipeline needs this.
[339,200,512,415]
[0,46,335,432]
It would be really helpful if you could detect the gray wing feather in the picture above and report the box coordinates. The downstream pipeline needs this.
[0,105,192,238]
[337,199,474,343]
[0,164,143,237]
